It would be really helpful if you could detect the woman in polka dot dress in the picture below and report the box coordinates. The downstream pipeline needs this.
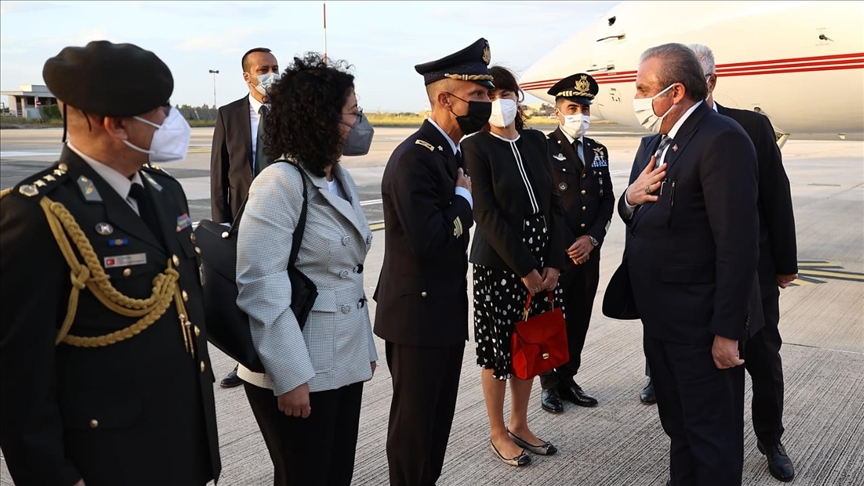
[462,66,568,467]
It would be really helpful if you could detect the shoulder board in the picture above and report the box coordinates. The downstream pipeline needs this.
[141,163,172,177]
[585,136,606,150]
[9,161,71,199]
[414,139,436,152]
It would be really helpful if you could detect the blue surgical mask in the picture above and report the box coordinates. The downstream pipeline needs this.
[253,73,280,96]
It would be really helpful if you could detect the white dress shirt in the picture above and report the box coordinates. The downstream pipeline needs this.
[623,100,704,218]
[67,143,144,215]
[560,128,586,164]
[427,118,473,209]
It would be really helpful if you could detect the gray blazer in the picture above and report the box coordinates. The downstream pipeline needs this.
[235,161,377,395]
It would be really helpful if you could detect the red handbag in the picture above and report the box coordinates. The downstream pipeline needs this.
[510,291,569,380]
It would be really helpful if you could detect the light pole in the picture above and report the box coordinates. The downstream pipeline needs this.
[208,69,219,109]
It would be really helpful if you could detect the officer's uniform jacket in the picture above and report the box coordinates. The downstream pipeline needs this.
[373,120,474,347]
[547,127,615,258]
[0,147,221,486]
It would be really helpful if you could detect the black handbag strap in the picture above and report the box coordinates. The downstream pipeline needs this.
[228,160,310,267]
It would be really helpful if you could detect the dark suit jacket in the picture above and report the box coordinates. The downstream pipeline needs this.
[717,104,797,296]
[0,148,220,485]
[373,121,474,347]
[616,102,760,344]
[547,128,615,266]
[463,129,566,276]
[210,95,254,223]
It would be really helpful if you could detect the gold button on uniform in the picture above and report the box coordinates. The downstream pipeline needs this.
[581,173,587,179]
[195,247,201,255]
[200,361,206,372]
[123,268,132,277]
[581,223,586,228]
[582,206,587,211]
[172,255,180,266]
[89,419,99,428]
[190,233,196,244]
[581,190,587,195]
[421,291,428,297]
[194,325,201,337]
[182,290,189,302]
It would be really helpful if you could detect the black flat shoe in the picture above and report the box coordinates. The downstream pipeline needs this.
[490,440,531,467]
[507,429,557,456]
[220,364,243,389]
[560,382,598,407]
[640,378,656,404]
[757,441,795,482]
[541,388,564,414]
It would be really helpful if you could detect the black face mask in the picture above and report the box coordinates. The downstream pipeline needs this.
[447,92,492,135]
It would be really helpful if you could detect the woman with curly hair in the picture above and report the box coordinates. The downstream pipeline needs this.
[235,53,377,486]
[462,65,567,466]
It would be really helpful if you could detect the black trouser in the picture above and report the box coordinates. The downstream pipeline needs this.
[385,341,464,486]
[645,336,745,486]
[540,255,600,390]
[244,381,364,486]
[645,288,786,445]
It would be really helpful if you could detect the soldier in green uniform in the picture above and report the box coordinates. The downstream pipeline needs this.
[0,41,221,486]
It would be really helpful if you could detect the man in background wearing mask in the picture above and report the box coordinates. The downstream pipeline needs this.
[209,46,279,388]
[0,40,221,486]
[373,38,489,486]
[614,43,760,485]
[539,73,614,414]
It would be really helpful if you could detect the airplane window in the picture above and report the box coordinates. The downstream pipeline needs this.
[608,16,616,26]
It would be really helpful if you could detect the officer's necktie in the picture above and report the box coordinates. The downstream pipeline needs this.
[455,148,464,170]
[654,135,672,167]
[573,139,585,166]
[129,182,162,241]
[254,104,269,176]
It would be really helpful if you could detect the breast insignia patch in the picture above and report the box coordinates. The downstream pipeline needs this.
[453,216,464,238]
[77,176,102,202]
[415,139,435,152]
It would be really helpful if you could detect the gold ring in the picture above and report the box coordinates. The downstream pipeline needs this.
[644,184,651,194]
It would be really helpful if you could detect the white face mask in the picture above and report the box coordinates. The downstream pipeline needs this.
[253,73,280,96]
[124,107,191,163]
[632,84,675,133]
[488,98,518,128]
[560,114,591,139]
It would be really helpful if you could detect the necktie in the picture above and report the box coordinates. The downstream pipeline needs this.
[129,182,162,241]
[573,139,585,166]
[654,135,672,167]
[254,105,269,176]
[455,148,464,169]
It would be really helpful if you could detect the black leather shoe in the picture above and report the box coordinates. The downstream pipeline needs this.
[640,378,657,404]
[559,382,598,407]
[757,441,795,482]
[220,364,243,389]
[541,388,564,413]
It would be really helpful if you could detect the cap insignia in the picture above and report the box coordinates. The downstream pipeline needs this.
[575,75,591,96]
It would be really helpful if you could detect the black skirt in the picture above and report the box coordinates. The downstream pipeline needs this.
[473,213,565,380]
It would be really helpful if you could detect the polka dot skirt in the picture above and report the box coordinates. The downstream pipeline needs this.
[473,213,565,380]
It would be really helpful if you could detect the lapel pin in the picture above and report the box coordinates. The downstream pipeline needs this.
[672,144,678,152]
[95,222,114,236]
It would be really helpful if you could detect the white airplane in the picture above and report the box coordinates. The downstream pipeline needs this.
[520,1,864,143]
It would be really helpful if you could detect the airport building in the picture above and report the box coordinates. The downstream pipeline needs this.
[1,84,58,118]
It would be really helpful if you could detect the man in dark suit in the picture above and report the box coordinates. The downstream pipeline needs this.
[691,43,799,482]
[617,43,760,485]
[374,38,491,486]
[210,46,279,388]
[539,73,614,413]
[0,41,220,486]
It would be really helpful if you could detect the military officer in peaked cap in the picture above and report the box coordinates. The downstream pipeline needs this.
[0,41,221,486]
[373,37,492,485]
[539,73,615,414]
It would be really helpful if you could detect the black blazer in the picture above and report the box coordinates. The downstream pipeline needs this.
[546,128,615,255]
[373,121,474,347]
[210,96,254,223]
[717,104,797,294]
[463,129,566,276]
[0,148,220,485]
[615,102,761,344]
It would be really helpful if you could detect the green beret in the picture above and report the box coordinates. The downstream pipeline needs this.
[43,40,173,117]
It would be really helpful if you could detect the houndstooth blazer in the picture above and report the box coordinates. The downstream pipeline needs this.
[235,161,377,395]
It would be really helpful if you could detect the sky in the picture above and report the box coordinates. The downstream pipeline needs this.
[0,1,619,112]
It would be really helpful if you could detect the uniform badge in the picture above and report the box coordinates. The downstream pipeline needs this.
[142,172,163,192]
[104,253,147,268]
[672,144,678,152]
[18,184,39,197]
[453,216,464,238]
[415,139,435,152]
[553,153,566,161]
[176,213,192,232]
[108,238,129,247]
[95,222,114,235]
[558,182,568,192]
[77,176,102,202]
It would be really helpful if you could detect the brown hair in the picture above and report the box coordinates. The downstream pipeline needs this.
[487,65,526,131]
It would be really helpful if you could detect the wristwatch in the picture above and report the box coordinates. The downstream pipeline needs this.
[588,235,599,247]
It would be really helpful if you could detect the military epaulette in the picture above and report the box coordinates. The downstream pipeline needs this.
[12,162,71,199]
[584,136,606,150]
[415,139,436,152]
[141,162,171,177]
